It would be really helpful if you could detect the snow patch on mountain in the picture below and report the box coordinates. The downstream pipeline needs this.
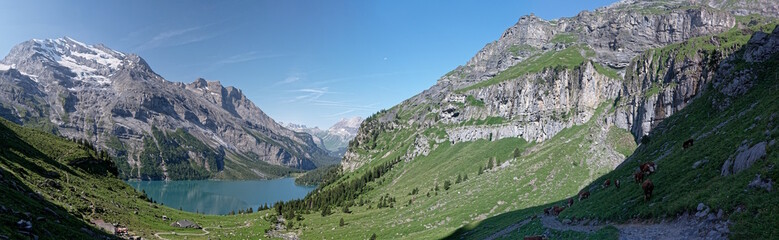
[284,117,363,156]
[31,37,125,86]
[0,63,11,71]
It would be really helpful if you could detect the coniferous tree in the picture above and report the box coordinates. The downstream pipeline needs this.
[339,217,345,227]
[444,180,451,190]
[342,204,351,213]
[456,174,462,184]
[321,206,331,217]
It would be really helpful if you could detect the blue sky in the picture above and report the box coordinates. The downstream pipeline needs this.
[0,0,616,128]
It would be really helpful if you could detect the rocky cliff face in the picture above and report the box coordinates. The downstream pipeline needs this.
[342,0,778,171]
[0,37,336,180]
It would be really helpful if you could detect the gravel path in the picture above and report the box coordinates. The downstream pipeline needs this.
[154,220,252,240]
[483,218,532,240]
[489,211,729,240]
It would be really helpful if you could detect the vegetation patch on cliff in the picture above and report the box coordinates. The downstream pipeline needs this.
[458,45,591,93]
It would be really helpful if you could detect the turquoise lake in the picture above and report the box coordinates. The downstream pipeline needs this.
[126,178,316,215]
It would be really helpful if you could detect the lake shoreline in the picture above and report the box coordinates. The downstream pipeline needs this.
[125,178,316,215]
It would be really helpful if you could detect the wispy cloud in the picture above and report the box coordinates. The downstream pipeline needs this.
[311,71,415,86]
[199,51,284,72]
[286,87,332,103]
[310,100,377,111]
[216,51,284,65]
[325,109,357,118]
[279,76,300,84]
[134,25,216,51]
[275,72,305,85]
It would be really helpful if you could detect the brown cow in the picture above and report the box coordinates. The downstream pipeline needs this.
[568,197,574,207]
[641,162,656,175]
[615,179,621,189]
[634,171,644,183]
[642,179,654,201]
[578,191,590,201]
[552,205,566,216]
[603,179,611,188]
[683,138,694,149]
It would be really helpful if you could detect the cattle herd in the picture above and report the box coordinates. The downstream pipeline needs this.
[543,161,658,218]
[528,139,698,239]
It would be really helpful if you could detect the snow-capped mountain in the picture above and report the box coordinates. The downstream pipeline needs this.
[285,117,363,156]
[0,37,337,180]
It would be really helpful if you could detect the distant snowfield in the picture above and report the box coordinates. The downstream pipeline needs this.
[32,37,125,86]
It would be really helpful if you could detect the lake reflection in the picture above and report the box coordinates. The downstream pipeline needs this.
[126,178,315,215]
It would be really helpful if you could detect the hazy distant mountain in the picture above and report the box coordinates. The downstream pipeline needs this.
[285,117,362,156]
[0,37,337,180]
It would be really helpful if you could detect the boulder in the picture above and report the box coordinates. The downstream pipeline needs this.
[695,203,710,218]
[747,174,773,192]
[721,142,767,176]
[17,219,32,232]
[692,159,708,169]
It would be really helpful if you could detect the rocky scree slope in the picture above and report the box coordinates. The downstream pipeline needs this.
[342,0,778,171]
[0,37,336,180]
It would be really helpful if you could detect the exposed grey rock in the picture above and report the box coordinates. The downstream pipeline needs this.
[747,174,773,192]
[17,219,32,231]
[696,202,707,212]
[407,136,431,161]
[0,38,336,179]
[695,204,710,218]
[692,159,708,169]
[343,0,779,172]
[284,117,363,157]
[721,141,767,176]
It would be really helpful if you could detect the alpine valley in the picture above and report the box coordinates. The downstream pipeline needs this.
[285,117,363,157]
[1,0,779,239]
[0,37,337,180]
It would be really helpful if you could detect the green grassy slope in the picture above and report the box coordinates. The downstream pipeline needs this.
[561,52,779,239]
[271,101,635,239]
[0,118,276,239]
[458,44,596,93]
[276,22,779,240]
[449,31,779,240]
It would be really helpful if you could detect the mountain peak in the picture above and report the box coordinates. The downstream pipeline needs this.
[328,117,362,135]
[1,37,136,87]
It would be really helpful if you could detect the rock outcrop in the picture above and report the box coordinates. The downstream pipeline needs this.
[721,141,768,176]
[342,0,779,171]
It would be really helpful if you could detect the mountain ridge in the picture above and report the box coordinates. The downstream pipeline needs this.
[341,0,779,171]
[284,116,363,157]
[0,37,337,180]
